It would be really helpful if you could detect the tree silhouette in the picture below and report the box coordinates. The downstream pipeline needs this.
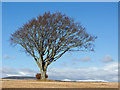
[10,11,97,80]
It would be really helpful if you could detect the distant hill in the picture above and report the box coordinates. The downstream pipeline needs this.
[2,76,108,82]
[2,76,36,80]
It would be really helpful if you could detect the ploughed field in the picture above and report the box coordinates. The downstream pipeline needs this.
[1,79,118,88]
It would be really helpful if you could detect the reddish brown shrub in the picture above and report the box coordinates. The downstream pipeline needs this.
[36,73,48,79]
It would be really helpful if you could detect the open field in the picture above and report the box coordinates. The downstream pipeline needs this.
[1,79,118,88]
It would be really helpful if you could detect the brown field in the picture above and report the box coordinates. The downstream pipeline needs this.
[1,79,118,88]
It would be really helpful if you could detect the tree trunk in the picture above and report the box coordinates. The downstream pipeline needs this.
[40,70,46,80]
[36,58,48,80]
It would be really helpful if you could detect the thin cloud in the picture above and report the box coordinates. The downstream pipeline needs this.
[3,54,16,60]
[1,62,118,82]
[71,56,91,62]
[1,67,37,77]
[79,56,91,61]
[61,63,67,66]
[4,54,10,59]
[47,62,118,82]
[71,62,76,65]
[101,54,114,63]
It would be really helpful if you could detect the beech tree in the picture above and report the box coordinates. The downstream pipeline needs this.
[10,11,97,80]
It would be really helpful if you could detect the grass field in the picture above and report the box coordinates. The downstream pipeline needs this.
[1,79,118,88]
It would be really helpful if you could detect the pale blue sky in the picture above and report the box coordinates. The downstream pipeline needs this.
[2,2,118,82]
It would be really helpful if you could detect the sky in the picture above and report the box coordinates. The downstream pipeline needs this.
[2,2,118,82]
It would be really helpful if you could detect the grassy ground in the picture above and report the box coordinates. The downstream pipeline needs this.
[1,79,118,88]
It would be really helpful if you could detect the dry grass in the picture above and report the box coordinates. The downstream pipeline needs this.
[1,79,118,88]
[36,79,56,82]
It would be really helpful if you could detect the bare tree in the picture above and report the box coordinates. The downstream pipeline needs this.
[10,11,97,80]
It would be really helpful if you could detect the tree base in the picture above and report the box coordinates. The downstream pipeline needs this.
[36,73,48,79]
[36,79,55,82]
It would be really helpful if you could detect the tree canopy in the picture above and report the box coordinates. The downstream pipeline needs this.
[10,11,97,79]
